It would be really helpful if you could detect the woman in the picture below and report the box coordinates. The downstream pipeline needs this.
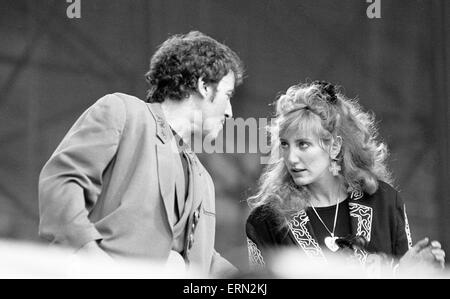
[246,81,445,275]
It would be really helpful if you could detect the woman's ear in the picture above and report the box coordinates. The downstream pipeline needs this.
[197,77,211,99]
[330,135,343,159]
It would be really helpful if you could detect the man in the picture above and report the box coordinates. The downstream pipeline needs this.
[38,31,244,277]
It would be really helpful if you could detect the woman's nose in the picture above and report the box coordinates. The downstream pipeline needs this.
[287,148,300,164]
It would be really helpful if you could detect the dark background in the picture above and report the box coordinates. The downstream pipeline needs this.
[0,0,448,270]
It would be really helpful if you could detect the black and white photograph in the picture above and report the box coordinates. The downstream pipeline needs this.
[0,0,449,286]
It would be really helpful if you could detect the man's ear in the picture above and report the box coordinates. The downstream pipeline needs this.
[197,77,211,99]
[330,135,343,159]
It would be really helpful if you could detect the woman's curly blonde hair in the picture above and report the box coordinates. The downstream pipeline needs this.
[248,81,392,221]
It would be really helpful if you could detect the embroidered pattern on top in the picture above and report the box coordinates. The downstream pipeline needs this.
[349,202,372,264]
[247,238,265,269]
[349,187,364,200]
[403,204,413,249]
[288,210,325,260]
[349,203,373,242]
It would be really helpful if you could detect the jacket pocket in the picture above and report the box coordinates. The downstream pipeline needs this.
[202,206,215,217]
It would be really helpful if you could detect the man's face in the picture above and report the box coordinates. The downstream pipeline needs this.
[199,72,235,139]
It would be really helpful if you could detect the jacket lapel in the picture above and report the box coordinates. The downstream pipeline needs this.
[348,187,372,264]
[146,103,176,232]
[288,209,326,260]
[348,188,373,243]
[184,150,204,213]
[288,187,374,263]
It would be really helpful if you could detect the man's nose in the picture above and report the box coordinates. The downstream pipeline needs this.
[224,102,233,119]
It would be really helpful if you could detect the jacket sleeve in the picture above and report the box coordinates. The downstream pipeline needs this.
[38,94,126,250]
[393,192,413,257]
[245,219,266,270]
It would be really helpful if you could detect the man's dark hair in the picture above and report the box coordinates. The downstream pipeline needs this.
[145,31,244,103]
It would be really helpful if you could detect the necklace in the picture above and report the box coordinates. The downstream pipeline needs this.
[310,195,341,252]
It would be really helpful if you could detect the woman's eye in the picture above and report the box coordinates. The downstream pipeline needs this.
[298,142,309,149]
[280,141,289,148]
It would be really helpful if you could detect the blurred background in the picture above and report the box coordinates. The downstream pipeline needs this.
[0,0,448,271]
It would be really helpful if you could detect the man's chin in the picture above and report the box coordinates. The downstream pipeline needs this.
[203,130,220,140]
[202,126,222,140]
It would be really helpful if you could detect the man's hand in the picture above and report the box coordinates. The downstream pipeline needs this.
[75,240,115,264]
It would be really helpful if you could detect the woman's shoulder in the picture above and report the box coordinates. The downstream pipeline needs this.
[361,180,402,209]
[246,203,280,226]
[246,203,288,243]
[374,180,399,197]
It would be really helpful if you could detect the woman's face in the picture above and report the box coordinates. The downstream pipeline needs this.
[280,131,333,187]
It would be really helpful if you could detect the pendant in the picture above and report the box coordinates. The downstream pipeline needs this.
[324,236,339,252]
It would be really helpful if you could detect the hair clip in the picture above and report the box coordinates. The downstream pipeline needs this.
[313,80,338,104]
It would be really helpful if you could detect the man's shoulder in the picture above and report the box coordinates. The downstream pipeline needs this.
[90,92,146,111]
[87,93,160,133]
[101,93,157,118]
[108,92,146,107]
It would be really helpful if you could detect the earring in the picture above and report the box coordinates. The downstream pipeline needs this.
[329,160,341,176]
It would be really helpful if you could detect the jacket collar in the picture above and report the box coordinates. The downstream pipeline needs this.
[146,102,171,144]
[145,102,205,232]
